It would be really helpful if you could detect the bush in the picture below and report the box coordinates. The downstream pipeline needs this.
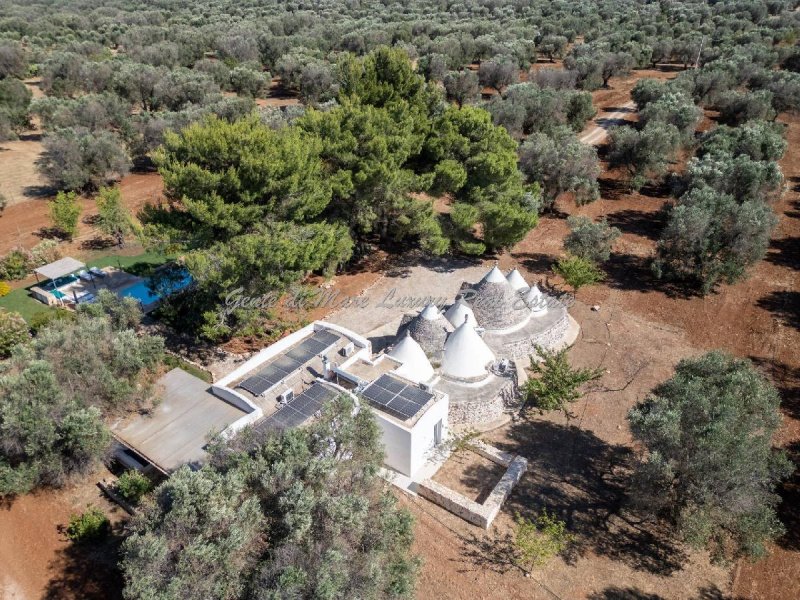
[0,281,9,297]
[0,248,31,280]
[49,190,81,239]
[116,470,152,504]
[563,216,621,263]
[66,506,110,542]
[29,308,76,333]
[515,510,574,569]
[552,254,605,293]
[524,345,604,418]
[0,309,28,357]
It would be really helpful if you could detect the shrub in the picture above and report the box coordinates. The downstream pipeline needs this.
[563,216,621,263]
[66,506,110,542]
[0,309,28,357]
[552,254,605,293]
[49,190,81,239]
[524,345,604,418]
[0,281,10,297]
[0,248,31,280]
[116,470,152,504]
[515,510,574,569]
[30,239,62,266]
[0,192,6,213]
[29,308,76,333]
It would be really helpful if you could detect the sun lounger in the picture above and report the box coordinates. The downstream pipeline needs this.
[77,292,95,304]
[89,267,106,277]
[78,269,93,281]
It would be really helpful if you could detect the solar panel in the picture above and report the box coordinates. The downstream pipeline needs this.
[311,329,340,348]
[239,376,273,396]
[361,374,434,421]
[254,383,339,435]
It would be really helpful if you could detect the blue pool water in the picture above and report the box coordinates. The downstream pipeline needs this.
[52,289,66,299]
[118,270,193,305]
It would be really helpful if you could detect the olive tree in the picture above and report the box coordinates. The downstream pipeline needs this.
[628,351,792,561]
[563,216,621,263]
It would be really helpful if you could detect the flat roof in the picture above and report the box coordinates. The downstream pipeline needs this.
[34,257,85,280]
[113,368,247,472]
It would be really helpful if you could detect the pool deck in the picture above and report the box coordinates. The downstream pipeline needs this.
[30,267,143,307]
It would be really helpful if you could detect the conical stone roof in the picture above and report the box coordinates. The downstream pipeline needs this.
[441,319,496,381]
[467,266,530,331]
[389,331,435,383]
[405,303,450,356]
[444,298,478,329]
[506,268,529,292]
[524,284,548,314]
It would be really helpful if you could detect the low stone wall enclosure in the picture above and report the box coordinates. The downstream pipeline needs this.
[417,440,528,529]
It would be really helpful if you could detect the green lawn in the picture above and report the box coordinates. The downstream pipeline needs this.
[0,251,176,323]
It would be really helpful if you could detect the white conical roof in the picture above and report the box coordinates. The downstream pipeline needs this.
[389,331,435,383]
[419,303,440,320]
[524,284,547,313]
[481,265,507,284]
[441,321,496,381]
[444,298,478,328]
[506,268,529,292]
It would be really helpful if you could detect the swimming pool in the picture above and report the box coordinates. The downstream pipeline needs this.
[118,270,193,306]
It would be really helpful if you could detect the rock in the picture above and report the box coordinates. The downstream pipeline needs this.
[591,304,601,311]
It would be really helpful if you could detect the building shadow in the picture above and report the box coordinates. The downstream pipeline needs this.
[492,419,688,576]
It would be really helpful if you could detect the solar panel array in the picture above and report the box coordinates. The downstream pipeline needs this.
[255,383,339,434]
[238,329,341,397]
[361,374,434,421]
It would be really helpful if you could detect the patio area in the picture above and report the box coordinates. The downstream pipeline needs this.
[30,257,142,308]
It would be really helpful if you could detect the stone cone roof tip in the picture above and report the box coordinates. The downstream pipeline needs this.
[419,303,441,320]
[389,332,435,383]
[405,304,451,356]
[506,268,529,292]
[469,265,530,331]
[524,284,547,313]
[441,320,496,381]
[444,298,478,329]
[481,265,507,284]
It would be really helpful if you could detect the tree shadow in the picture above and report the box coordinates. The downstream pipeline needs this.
[492,419,688,576]
[43,525,125,600]
[746,356,800,552]
[456,529,523,575]
[512,251,554,275]
[757,290,800,330]
[606,209,665,241]
[597,176,632,200]
[80,237,116,250]
[34,226,69,241]
[602,252,701,299]
[24,184,56,198]
[587,587,666,600]
[587,584,746,600]
[765,236,800,271]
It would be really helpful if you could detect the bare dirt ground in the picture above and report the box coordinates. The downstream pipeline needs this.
[0,66,797,599]
[0,466,125,600]
[0,171,163,257]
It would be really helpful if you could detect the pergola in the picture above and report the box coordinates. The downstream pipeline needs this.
[33,257,85,283]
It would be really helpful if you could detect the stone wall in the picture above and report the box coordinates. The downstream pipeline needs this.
[449,376,516,425]
[417,442,528,529]
[498,312,570,359]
